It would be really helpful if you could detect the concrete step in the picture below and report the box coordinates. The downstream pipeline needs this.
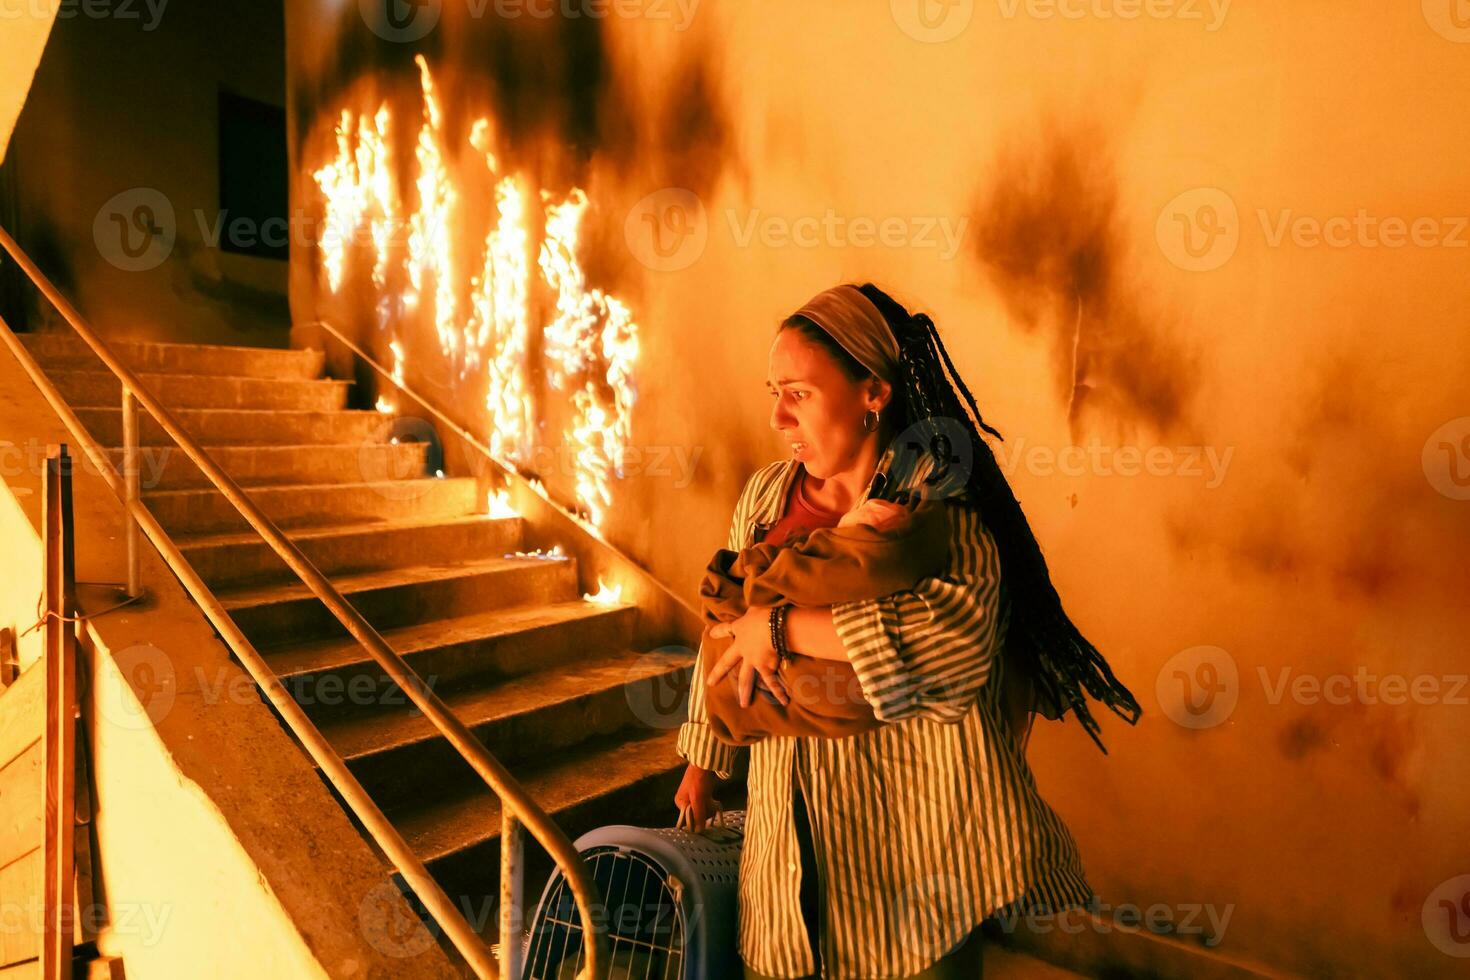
[384,726,687,918]
[19,332,325,379]
[265,600,639,725]
[144,476,481,535]
[75,406,392,446]
[219,555,582,647]
[322,647,690,813]
[51,370,351,411]
[107,441,432,493]
[175,513,522,589]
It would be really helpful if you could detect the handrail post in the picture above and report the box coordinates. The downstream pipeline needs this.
[500,812,524,980]
[120,387,141,597]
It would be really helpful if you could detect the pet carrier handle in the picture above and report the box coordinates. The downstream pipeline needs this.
[676,800,725,832]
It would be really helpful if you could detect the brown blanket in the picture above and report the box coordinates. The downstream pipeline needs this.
[697,498,953,745]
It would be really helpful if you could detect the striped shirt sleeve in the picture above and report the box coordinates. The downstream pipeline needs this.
[830,501,1008,724]
[675,466,768,778]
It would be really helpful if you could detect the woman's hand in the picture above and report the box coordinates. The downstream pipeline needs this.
[707,604,790,708]
[837,497,912,531]
[674,764,721,832]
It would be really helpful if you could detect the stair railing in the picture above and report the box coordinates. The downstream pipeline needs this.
[0,225,609,980]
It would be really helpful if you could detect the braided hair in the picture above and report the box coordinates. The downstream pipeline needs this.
[783,283,1143,754]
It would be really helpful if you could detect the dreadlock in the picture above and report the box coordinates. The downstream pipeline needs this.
[789,283,1143,754]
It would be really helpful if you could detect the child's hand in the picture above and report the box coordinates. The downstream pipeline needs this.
[837,498,912,532]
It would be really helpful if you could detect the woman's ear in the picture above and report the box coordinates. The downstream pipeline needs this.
[865,376,893,412]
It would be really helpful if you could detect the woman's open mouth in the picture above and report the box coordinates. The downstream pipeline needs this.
[790,441,809,455]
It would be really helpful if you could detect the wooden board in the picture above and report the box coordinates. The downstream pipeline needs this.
[0,848,42,967]
[0,741,41,869]
[0,663,41,766]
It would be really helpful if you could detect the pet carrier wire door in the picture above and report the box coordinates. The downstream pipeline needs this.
[522,809,745,980]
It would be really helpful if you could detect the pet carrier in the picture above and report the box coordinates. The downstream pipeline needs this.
[521,807,745,980]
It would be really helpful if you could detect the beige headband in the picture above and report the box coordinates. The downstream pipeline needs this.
[792,284,901,384]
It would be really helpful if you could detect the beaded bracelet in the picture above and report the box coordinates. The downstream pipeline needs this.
[767,604,790,668]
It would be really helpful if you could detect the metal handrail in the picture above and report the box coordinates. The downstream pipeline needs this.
[0,226,610,980]
[313,314,708,657]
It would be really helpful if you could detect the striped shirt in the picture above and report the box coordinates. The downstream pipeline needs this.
[676,446,1096,978]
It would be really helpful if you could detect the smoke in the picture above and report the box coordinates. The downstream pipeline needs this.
[292,4,735,206]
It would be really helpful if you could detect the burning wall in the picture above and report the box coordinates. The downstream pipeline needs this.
[305,53,638,527]
[287,4,1470,978]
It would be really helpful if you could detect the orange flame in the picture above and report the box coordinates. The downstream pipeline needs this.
[468,118,535,464]
[486,488,519,518]
[582,577,623,605]
[312,58,641,532]
[407,54,459,360]
[539,190,641,527]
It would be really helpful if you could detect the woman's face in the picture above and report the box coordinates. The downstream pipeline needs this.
[766,328,890,478]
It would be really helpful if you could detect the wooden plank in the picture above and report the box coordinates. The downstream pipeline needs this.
[0,742,41,869]
[0,848,42,967]
[0,664,42,766]
[41,446,76,980]
[0,960,41,979]
[41,618,58,980]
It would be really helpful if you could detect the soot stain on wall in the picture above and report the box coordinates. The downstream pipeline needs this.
[968,118,1199,441]
[297,10,734,194]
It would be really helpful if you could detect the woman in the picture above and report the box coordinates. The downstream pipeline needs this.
[674,283,1141,979]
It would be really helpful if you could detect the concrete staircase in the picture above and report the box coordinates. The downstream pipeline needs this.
[20,332,699,954]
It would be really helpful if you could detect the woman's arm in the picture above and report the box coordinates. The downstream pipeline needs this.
[829,501,1009,724]
[678,653,743,778]
[782,606,849,661]
[677,465,780,777]
[780,498,924,660]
